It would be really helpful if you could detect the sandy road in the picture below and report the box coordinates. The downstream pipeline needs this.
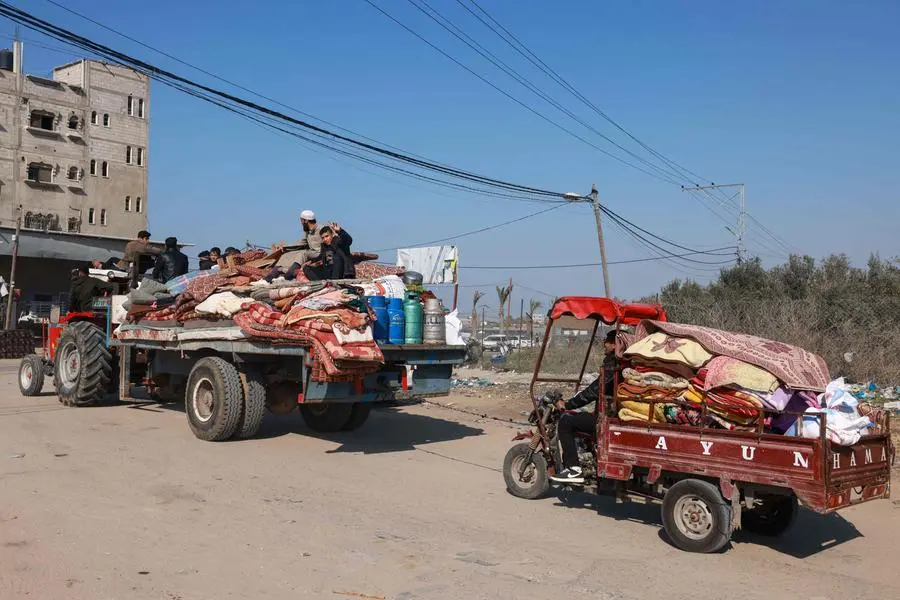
[1,360,898,600]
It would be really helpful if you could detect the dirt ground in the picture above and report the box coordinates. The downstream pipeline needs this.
[2,360,899,600]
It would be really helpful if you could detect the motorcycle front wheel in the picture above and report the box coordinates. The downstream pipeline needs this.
[503,442,550,500]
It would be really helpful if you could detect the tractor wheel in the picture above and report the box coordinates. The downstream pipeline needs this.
[54,322,113,407]
[19,354,45,397]
[232,367,267,440]
[185,357,243,442]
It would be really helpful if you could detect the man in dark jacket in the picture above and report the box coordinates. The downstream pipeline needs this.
[152,237,189,283]
[198,250,214,270]
[68,264,114,313]
[301,224,355,281]
[550,330,619,484]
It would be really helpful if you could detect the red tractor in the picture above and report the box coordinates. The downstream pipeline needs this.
[18,288,126,406]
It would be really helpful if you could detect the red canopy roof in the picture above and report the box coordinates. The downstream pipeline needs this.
[548,296,667,326]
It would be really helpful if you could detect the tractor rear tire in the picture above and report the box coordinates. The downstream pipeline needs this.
[19,354,45,397]
[54,322,113,407]
[232,367,267,440]
[185,357,244,442]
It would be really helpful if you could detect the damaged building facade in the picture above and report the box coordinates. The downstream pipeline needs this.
[0,41,149,316]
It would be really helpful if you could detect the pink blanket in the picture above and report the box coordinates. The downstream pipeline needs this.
[637,320,830,392]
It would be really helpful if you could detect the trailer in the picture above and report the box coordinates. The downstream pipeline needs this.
[21,292,466,440]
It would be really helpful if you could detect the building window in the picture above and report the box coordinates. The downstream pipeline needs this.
[125,195,131,212]
[91,111,98,125]
[88,208,95,225]
[137,147,144,167]
[29,110,55,131]
[68,216,80,233]
[26,162,53,183]
[138,98,145,118]
[90,159,97,176]
[100,209,107,226]
[103,113,110,127]
[136,196,143,213]
[67,165,80,181]
[127,95,133,116]
[126,146,132,164]
[101,161,109,178]
[67,114,79,130]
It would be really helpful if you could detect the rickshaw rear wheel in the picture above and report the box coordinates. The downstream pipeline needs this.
[503,442,549,500]
[662,478,733,553]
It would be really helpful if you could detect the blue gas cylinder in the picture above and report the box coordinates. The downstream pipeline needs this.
[367,296,389,344]
[387,297,405,345]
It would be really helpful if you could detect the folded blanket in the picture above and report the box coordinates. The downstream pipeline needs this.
[616,382,682,401]
[619,400,669,423]
[622,367,688,390]
[624,332,713,368]
[628,357,697,381]
[702,356,779,394]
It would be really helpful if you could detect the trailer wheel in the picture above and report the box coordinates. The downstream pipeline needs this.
[19,354,45,397]
[341,403,372,431]
[742,495,798,537]
[185,357,243,442]
[55,321,113,407]
[503,442,549,500]
[662,479,733,553]
[299,403,353,433]
[232,368,267,440]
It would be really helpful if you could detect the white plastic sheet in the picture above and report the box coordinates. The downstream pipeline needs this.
[397,246,458,284]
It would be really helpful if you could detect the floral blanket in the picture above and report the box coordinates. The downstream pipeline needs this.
[637,320,830,392]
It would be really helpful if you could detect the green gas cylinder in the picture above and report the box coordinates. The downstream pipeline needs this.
[404,292,424,344]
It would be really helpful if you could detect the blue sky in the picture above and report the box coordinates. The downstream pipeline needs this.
[8,0,900,311]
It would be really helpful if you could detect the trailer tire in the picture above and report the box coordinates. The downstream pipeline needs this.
[19,354,45,397]
[341,403,372,431]
[185,357,243,442]
[503,442,549,500]
[233,368,267,440]
[299,403,353,433]
[742,495,798,537]
[662,479,733,553]
[54,321,113,407]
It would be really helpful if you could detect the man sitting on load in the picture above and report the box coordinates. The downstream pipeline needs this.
[302,224,355,281]
[550,329,619,484]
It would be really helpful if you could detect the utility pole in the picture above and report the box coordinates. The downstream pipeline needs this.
[564,185,611,297]
[519,297,524,340]
[682,183,746,264]
[590,184,612,298]
[5,205,22,330]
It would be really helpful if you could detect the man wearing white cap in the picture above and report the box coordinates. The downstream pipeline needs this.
[273,209,323,270]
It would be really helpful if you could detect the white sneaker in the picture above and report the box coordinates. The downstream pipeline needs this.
[550,467,584,484]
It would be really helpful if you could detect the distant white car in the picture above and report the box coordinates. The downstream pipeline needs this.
[482,334,510,350]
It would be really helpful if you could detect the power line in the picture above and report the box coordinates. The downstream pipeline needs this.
[1,1,568,203]
[8,0,741,269]
[362,0,684,185]
[459,248,736,270]
[371,203,565,252]
[457,0,800,256]
[399,0,688,185]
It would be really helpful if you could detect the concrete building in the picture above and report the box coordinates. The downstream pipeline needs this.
[0,41,151,317]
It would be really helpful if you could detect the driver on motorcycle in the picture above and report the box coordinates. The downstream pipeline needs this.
[550,329,619,484]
